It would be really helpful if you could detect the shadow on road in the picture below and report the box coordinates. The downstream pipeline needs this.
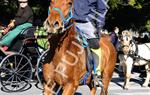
[111,65,150,89]
[1,83,32,93]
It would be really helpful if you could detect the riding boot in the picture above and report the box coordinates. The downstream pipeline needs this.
[87,38,101,76]
[91,48,101,77]
[87,38,100,49]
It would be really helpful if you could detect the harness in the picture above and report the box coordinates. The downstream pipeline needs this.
[122,40,138,60]
[122,40,150,72]
[129,40,138,58]
[53,6,73,31]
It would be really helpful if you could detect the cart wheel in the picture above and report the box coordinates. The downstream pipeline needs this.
[36,49,49,87]
[0,54,32,92]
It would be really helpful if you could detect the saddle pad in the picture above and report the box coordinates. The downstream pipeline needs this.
[91,48,102,76]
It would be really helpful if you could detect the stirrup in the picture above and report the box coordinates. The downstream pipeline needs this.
[91,74,103,87]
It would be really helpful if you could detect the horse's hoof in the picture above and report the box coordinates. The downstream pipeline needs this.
[123,86,128,90]
[142,84,148,87]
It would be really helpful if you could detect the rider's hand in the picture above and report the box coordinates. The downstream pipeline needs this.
[8,20,15,28]
[95,27,102,39]
[8,22,14,28]
[2,28,8,35]
[2,26,11,35]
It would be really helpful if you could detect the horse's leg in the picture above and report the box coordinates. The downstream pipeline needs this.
[90,87,96,95]
[118,54,124,72]
[43,83,53,95]
[123,58,133,90]
[88,83,96,95]
[43,63,55,95]
[142,64,150,87]
[100,61,116,95]
[62,83,78,95]
[122,62,126,75]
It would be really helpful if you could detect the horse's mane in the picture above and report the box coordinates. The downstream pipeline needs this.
[100,33,112,42]
[45,23,75,63]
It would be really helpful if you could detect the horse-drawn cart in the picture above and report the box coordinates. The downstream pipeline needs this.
[0,26,48,92]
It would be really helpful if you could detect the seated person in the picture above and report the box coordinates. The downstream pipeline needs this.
[0,0,33,51]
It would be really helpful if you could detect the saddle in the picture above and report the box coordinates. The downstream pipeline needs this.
[77,32,102,86]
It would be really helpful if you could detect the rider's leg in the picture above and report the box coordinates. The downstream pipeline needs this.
[87,38,100,49]
[75,21,101,84]
[0,23,32,47]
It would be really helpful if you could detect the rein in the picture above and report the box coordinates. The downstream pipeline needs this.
[47,5,74,41]
[53,6,73,32]
[53,6,73,25]
[122,40,150,72]
[123,40,138,57]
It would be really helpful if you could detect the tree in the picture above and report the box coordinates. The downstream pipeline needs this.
[0,0,149,31]
[107,0,150,32]
[0,0,49,26]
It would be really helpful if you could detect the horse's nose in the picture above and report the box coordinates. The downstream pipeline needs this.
[53,21,60,29]
[44,20,50,29]
[53,21,64,33]
[43,20,51,33]
[58,27,63,33]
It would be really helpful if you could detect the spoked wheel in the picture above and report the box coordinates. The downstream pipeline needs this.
[36,49,49,89]
[0,54,32,92]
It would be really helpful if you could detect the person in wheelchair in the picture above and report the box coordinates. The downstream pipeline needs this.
[0,0,33,51]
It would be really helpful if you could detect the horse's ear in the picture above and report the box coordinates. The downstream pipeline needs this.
[129,31,133,38]
[51,0,55,2]
[122,30,131,36]
[51,0,57,3]
[122,30,127,36]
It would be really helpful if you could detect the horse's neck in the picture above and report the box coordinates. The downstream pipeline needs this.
[50,24,76,49]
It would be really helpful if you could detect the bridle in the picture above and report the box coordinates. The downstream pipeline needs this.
[121,35,132,49]
[121,35,139,61]
[46,3,74,47]
[52,4,73,33]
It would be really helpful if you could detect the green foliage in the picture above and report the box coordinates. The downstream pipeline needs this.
[35,27,49,49]
[0,0,150,32]
[128,0,136,6]
[108,0,121,9]
[107,0,150,32]
[128,0,142,9]
[0,0,49,25]
[146,20,150,32]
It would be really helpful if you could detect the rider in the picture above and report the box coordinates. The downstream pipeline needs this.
[74,0,108,76]
[0,0,33,51]
[110,27,119,50]
[74,0,108,49]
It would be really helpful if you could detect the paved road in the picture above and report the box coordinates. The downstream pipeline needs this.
[0,69,150,95]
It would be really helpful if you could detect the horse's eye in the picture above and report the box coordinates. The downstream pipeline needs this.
[126,37,128,41]
[68,2,72,6]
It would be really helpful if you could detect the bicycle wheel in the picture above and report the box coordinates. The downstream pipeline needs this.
[36,49,49,86]
[0,54,32,92]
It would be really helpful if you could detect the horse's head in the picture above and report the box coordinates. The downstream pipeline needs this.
[120,30,133,54]
[44,0,73,34]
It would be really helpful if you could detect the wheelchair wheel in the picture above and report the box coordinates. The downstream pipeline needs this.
[36,49,49,87]
[0,54,32,92]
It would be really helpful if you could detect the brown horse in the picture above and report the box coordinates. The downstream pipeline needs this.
[43,0,117,95]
